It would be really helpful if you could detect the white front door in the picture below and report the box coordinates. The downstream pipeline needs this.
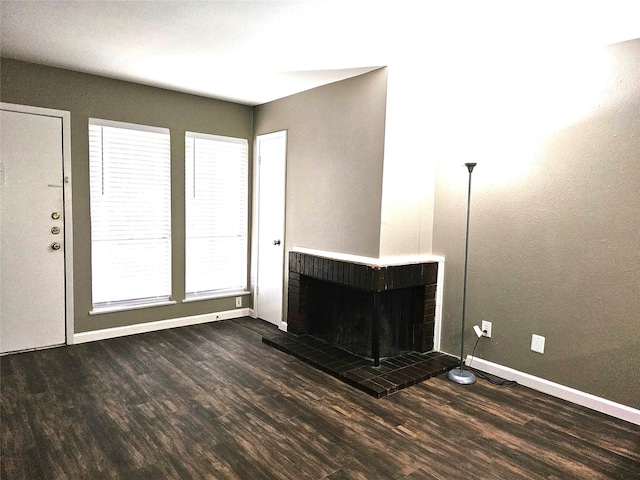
[0,107,68,353]
[255,131,287,328]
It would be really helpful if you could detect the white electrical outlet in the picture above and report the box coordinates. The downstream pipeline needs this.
[235,297,242,308]
[531,334,545,354]
[481,320,492,338]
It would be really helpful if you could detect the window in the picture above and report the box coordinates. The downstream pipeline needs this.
[89,119,172,310]
[185,132,248,298]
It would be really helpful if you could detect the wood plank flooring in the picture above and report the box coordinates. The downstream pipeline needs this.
[1,317,638,479]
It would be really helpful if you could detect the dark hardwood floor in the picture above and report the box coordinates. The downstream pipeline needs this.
[1,318,638,479]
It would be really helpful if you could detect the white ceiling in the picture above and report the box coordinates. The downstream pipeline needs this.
[1,0,639,106]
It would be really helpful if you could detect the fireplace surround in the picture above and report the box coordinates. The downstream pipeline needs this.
[287,249,440,366]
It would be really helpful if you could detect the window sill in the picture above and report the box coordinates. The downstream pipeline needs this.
[90,300,177,315]
[182,290,250,304]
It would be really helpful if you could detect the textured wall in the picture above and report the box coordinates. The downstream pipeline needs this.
[433,39,640,409]
[0,58,254,333]
[254,68,388,259]
[378,63,440,258]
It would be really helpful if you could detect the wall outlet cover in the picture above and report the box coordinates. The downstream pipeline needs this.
[481,320,492,338]
[531,334,545,354]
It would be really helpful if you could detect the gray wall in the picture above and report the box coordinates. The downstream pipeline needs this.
[254,68,388,259]
[433,39,640,409]
[0,58,254,333]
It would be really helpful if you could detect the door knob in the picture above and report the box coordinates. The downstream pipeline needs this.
[51,242,61,251]
[273,240,281,245]
[51,212,60,220]
[51,226,60,235]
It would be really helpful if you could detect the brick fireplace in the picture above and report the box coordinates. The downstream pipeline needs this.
[287,250,439,366]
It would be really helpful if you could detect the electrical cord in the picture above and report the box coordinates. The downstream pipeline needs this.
[468,331,518,387]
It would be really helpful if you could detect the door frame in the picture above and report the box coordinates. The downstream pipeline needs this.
[251,130,287,331]
[1,102,74,346]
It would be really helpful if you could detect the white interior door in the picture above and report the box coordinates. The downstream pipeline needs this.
[256,131,287,328]
[1,108,67,353]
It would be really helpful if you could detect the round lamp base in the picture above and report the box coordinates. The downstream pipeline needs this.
[446,367,477,385]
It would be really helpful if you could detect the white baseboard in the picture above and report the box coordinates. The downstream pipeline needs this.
[466,356,640,426]
[73,308,252,344]
[247,308,286,331]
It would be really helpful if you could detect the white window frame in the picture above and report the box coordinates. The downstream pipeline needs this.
[184,131,249,301]
[88,118,174,313]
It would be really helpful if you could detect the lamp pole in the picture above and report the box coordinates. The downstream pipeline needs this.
[447,162,478,385]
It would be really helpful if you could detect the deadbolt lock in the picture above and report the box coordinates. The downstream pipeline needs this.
[51,212,60,220]
[51,242,61,251]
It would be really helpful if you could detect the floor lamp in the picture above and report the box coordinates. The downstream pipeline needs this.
[447,162,478,385]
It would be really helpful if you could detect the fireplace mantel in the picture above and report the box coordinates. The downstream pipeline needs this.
[292,247,444,268]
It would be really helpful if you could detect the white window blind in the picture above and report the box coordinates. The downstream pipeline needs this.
[185,132,248,297]
[89,119,172,309]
